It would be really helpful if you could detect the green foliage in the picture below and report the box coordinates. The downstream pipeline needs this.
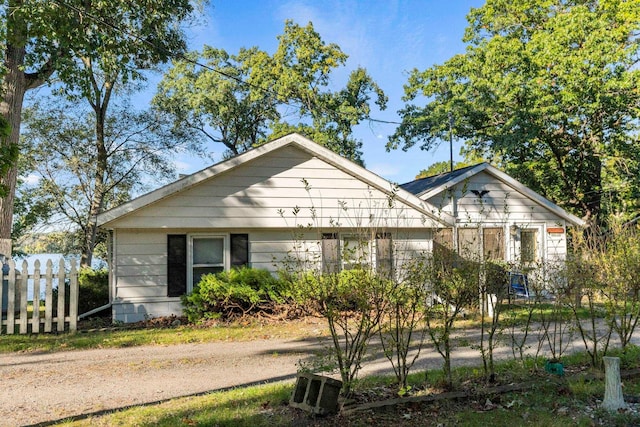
[290,268,392,395]
[78,267,109,316]
[181,267,290,323]
[390,0,640,224]
[1,0,202,249]
[154,20,386,163]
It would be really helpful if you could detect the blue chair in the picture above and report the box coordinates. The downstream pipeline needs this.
[509,272,530,298]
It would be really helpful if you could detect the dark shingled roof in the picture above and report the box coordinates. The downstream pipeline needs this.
[400,163,483,196]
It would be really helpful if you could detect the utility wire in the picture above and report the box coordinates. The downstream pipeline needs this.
[51,0,402,128]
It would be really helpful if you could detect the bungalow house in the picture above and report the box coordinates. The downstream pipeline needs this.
[97,133,584,323]
[401,163,585,266]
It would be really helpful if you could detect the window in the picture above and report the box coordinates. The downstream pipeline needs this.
[167,235,187,297]
[321,233,340,273]
[321,232,392,274]
[483,227,505,260]
[342,235,371,270]
[376,233,393,277]
[230,234,249,268]
[520,229,538,263]
[167,233,251,296]
[192,236,225,286]
[458,228,480,260]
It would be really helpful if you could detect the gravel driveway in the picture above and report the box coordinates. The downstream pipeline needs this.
[2,323,638,427]
[0,337,324,427]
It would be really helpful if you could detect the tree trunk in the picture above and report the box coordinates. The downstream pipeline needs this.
[1,1,55,257]
[0,14,29,258]
[602,356,627,411]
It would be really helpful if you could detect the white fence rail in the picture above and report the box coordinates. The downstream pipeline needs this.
[0,259,78,334]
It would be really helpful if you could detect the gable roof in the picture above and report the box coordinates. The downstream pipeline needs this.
[97,133,453,227]
[400,163,586,227]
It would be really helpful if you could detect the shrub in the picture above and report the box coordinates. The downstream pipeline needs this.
[50,267,109,318]
[181,267,290,322]
[78,267,109,316]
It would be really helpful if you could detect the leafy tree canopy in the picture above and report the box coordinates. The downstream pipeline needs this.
[389,0,640,225]
[154,20,387,164]
[0,0,201,256]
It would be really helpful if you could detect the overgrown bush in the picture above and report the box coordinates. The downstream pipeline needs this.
[181,267,291,323]
[52,267,109,317]
[288,268,392,395]
[78,267,109,315]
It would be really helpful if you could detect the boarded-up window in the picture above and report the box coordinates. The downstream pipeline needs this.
[321,233,340,273]
[167,235,187,297]
[521,229,538,263]
[483,228,504,260]
[458,228,480,260]
[230,234,249,268]
[376,232,393,277]
[433,228,453,250]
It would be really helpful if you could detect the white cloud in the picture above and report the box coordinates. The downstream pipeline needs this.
[21,174,40,185]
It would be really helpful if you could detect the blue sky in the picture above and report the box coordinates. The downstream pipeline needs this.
[170,0,484,185]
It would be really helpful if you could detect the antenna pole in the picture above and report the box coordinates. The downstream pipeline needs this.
[448,112,454,172]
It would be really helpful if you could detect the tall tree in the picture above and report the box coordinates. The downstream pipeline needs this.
[154,46,278,159]
[20,98,193,265]
[154,21,387,164]
[0,0,197,257]
[389,0,640,225]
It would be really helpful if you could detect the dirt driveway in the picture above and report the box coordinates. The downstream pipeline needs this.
[2,324,637,427]
[0,337,324,427]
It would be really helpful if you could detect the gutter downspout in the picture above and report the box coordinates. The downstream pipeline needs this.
[79,302,112,320]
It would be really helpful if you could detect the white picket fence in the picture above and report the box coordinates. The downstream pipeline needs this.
[0,259,78,334]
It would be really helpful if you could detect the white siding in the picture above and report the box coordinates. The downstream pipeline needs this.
[108,146,439,230]
[111,227,436,322]
[423,171,570,264]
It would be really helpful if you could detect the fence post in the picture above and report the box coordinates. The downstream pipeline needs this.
[18,260,28,334]
[44,260,53,333]
[56,259,66,333]
[6,260,15,334]
[32,260,41,334]
[69,259,78,332]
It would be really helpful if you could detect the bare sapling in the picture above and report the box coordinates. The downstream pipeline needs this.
[478,260,509,381]
[424,244,479,389]
[379,255,430,393]
[567,228,612,368]
[599,224,640,351]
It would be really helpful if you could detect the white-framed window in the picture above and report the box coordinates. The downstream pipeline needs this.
[168,233,250,296]
[189,235,226,290]
[342,234,372,270]
[321,232,392,274]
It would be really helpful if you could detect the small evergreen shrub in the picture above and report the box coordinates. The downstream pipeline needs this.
[181,267,291,322]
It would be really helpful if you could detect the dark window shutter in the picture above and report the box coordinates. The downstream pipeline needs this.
[167,235,187,297]
[230,234,249,268]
